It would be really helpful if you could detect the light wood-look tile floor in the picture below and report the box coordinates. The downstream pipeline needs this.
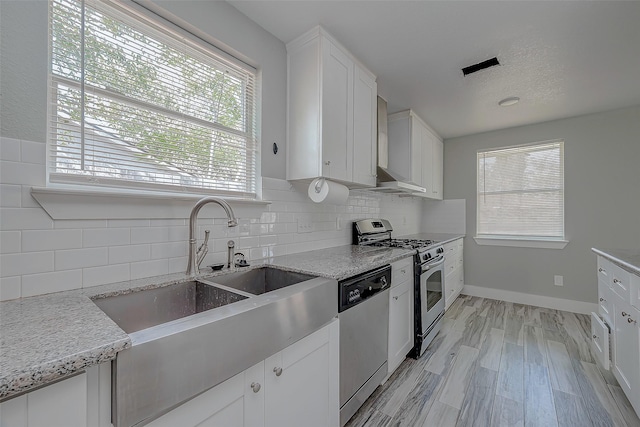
[346,295,640,427]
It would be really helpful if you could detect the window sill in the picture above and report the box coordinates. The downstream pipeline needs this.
[31,186,270,220]
[473,236,569,249]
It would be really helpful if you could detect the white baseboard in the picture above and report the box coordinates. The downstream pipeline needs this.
[462,284,598,314]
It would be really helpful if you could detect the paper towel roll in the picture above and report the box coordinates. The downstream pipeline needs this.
[308,178,349,204]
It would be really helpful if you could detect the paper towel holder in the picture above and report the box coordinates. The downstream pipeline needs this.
[314,177,326,194]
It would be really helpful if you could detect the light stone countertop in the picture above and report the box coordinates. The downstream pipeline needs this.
[0,245,415,400]
[592,248,640,275]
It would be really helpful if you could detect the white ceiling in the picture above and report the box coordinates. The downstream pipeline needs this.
[228,0,640,139]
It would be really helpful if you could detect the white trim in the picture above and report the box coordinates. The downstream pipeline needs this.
[462,284,598,314]
[474,236,568,249]
[31,186,270,220]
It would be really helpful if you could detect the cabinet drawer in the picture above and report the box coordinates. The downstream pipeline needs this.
[611,263,632,302]
[591,312,610,370]
[391,257,413,286]
[598,280,614,326]
[597,257,612,285]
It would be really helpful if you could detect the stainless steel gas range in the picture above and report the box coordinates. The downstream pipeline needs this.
[353,219,445,358]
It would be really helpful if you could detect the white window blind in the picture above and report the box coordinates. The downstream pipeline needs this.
[477,140,564,240]
[48,0,258,198]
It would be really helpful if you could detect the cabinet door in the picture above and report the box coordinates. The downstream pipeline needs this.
[352,65,377,187]
[599,280,614,326]
[265,319,339,427]
[28,372,87,427]
[591,312,610,370]
[420,124,433,191]
[322,40,353,182]
[410,119,422,186]
[146,361,265,427]
[612,302,640,397]
[431,138,443,199]
[388,280,414,374]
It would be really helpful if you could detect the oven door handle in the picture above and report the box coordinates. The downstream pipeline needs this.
[420,256,444,272]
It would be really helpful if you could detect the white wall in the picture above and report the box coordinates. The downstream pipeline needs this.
[0,2,423,300]
[444,106,640,303]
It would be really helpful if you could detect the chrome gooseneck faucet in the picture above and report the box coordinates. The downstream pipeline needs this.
[186,197,238,276]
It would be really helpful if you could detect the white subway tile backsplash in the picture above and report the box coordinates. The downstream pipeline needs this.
[55,247,108,271]
[108,219,150,228]
[131,226,168,244]
[108,244,150,265]
[20,141,46,165]
[167,226,189,242]
[83,264,130,288]
[20,186,41,208]
[55,219,107,229]
[83,228,130,248]
[131,259,169,280]
[0,184,21,207]
[0,139,424,298]
[0,208,53,230]
[22,229,82,252]
[0,138,21,161]
[151,241,186,260]
[0,231,21,254]
[168,256,187,274]
[22,269,82,297]
[0,160,45,186]
[150,219,185,227]
[0,251,54,277]
[0,276,21,301]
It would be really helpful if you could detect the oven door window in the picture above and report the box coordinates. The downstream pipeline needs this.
[422,268,443,312]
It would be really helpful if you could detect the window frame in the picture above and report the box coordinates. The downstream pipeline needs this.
[46,0,260,200]
[474,139,568,249]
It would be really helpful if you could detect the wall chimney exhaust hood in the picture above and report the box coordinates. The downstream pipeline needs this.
[369,97,427,195]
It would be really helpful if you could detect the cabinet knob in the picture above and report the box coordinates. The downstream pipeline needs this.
[273,367,283,377]
[593,334,598,339]
[614,278,621,284]
[401,269,406,274]
[598,268,605,273]
[600,297,606,302]
[393,296,399,300]
[324,161,331,166]
[251,382,261,393]
[629,317,637,325]
[622,312,629,317]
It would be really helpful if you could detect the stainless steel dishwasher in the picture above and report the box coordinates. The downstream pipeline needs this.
[338,265,391,426]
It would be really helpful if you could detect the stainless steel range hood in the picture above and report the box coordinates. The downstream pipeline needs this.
[370,97,427,195]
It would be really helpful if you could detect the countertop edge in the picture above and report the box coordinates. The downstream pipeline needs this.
[0,337,130,400]
[592,248,640,275]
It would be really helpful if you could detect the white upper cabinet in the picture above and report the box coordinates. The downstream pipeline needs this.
[287,27,377,187]
[388,110,444,199]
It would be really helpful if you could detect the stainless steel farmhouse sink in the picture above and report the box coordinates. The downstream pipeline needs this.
[206,266,315,295]
[93,280,249,334]
[92,266,337,427]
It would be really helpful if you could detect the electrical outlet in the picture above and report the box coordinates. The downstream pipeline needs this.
[554,275,564,286]
[297,218,314,233]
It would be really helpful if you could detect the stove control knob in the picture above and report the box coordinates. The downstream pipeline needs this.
[437,248,444,254]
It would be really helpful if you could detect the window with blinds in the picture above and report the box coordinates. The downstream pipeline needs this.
[477,140,564,240]
[49,0,258,198]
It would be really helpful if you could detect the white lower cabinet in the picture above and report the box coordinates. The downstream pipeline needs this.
[387,257,414,377]
[147,361,264,427]
[0,363,111,427]
[443,238,464,310]
[148,318,339,427]
[612,299,640,398]
[593,255,640,416]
